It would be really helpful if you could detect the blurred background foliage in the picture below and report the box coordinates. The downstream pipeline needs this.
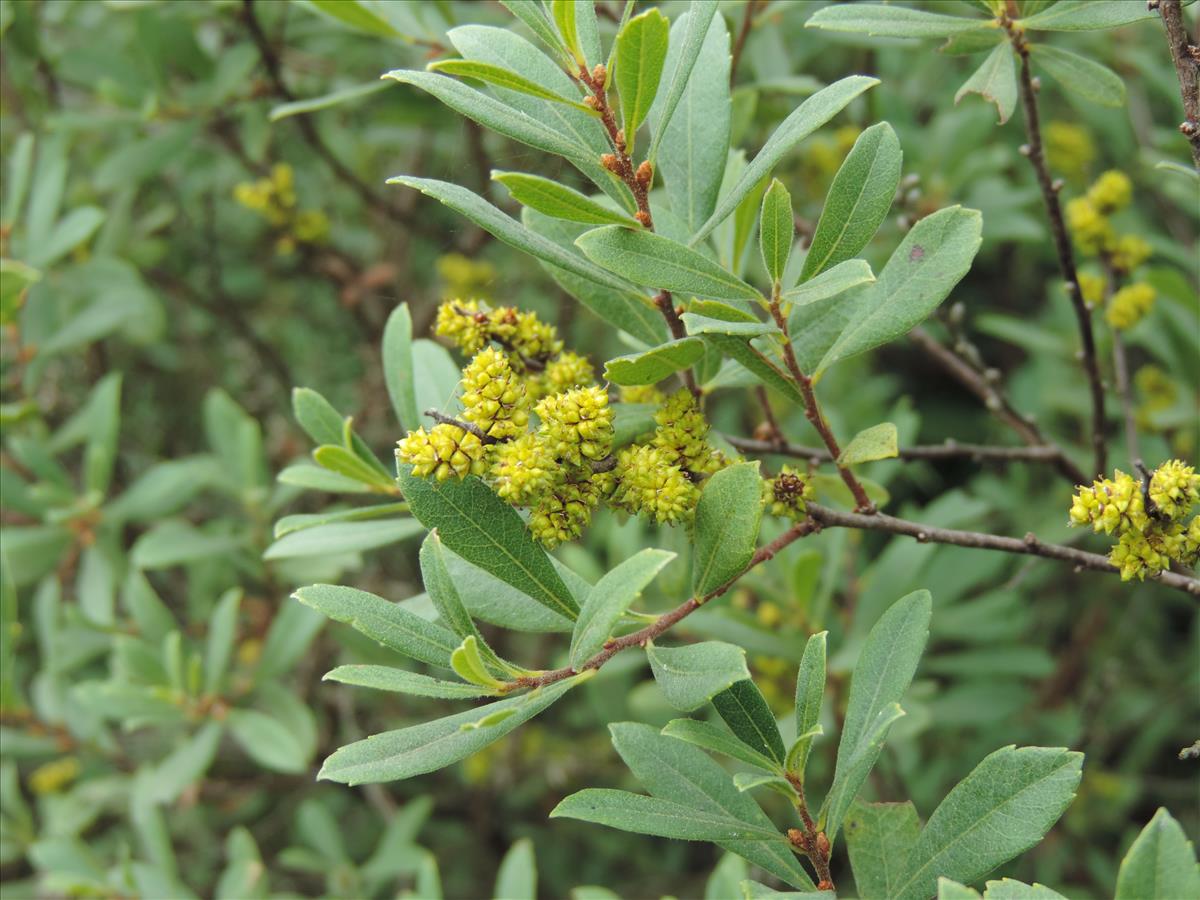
[0,1,1196,898]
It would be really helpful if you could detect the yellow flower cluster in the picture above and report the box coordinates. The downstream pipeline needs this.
[1065,170,1155,331]
[232,163,329,254]
[437,253,496,301]
[400,305,738,547]
[1069,460,1200,580]
[29,756,81,795]
[1045,121,1095,183]
[764,466,814,520]
[1106,283,1156,331]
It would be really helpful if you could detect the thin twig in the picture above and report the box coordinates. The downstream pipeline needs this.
[242,0,413,227]
[730,0,764,88]
[805,502,1200,596]
[784,773,835,892]
[769,294,876,512]
[1003,8,1108,478]
[724,434,1069,465]
[504,520,819,691]
[424,408,497,443]
[754,386,787,448]
[1157,0,1200,169]
[908,326,1088,485]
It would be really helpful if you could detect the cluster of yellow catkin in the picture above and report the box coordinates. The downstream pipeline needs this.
[233,163,330,255]
[398,301,786,547]
[1069,460,1200,580]
[1065,170,1156,331]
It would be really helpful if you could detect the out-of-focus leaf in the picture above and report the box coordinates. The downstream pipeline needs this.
[955,43,1018,124]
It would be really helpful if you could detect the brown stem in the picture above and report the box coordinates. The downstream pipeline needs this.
[908,327,1088,485]
[654,291,701,396]
[730,0,764,88]
[754,386,787,448]
[1004,17,1108,478]
[725,434,1072,466]
[1158,0,1200,169]
[504,520,819,691]
[784,773,835,892]
[805,502,1200,596]
[769,297,875,512]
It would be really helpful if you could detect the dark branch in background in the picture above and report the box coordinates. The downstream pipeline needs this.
[1156,0,1200,169]
[908,327,1088,485]
[241,0,415,228]
[1002,6,1108,479]
[730,0,765,88]
[804,502,1200,596]
[725,434,1069,465]
[149,268,294,393]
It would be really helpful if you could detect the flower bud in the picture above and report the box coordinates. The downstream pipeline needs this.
[1106,282,1155,330]
[1149,459,1200,520]
[397,423,488,481]
[1086,169,1132,215]
[490,432,557,506]
[611,444,698,524]
[460,346,528,440]
[536,386,613,466]
[544,351,595,393]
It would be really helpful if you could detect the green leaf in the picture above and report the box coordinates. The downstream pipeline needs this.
[522,208,666,345]
[785,259,875,308]
[712,679,787,766]
[604,337,706,386]
[420,531,487,642]
[577,225,762,302]
[312,445,395,491]
[398,467,579,620]
[440,546,577,633]
[386,70,590,165]
[648,641,751,712]
[661,718,781,773]
[278,463,375,494]
[691,75,880,245]
[494,172,638,226]
[273,503,410,538]
[227,709,309,775]
[451,636,507,689]
[495,837,537,900]
[447,24,630,212]
[805,4,995,37]
[707,854,749,900]
[789,631,827,776]
[203,389,266,492]
[428,60,592,112]
[983,879,1068,899]
[1114,808,1200,899]
[801,123,902,281]
[550,789,780,842]
[955,43,1018,124]
[603,722,814,887]
[148,722,223,805]
[550,0,583,64]
[693,462,764,596]
[647,3,721,165]
[390,177,638,296]
[1029,44,1126,108]
[938,879,983,900]
[759,180,794,284]
[823,590,931,841]
[302,0,401,36]
[318,676,582,784]
[204,589,240,695]
[845,801,921,900]
[893,746,1084,900]
[130,521,241,570]
[269,81,389,121]
[293,584,459,668]
[839,423,899,466]
[615,9,670,145]
[702,333,803,404]
[382,303,419,432]
[570,549,675,667]
[264,519,422,560]
[499,0,570,63]
[324,665,499,698]
[1019,1,1159,31]
[815,206,982,376]
[682,312,778,338]
[648,9,730,234]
